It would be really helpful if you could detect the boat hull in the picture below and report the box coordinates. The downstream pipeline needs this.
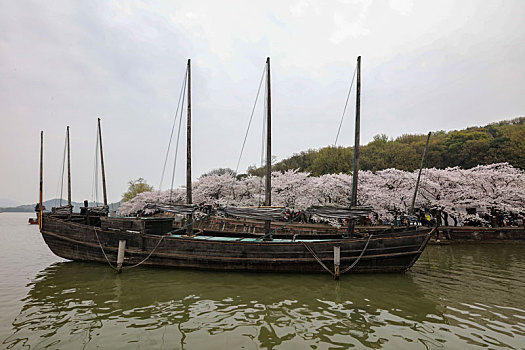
[41,215,433,274]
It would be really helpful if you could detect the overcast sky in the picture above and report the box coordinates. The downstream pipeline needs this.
[1,0,524,205]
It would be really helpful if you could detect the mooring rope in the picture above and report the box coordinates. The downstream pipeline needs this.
[122,235,166,270]
[301,241,336,278]
[407,227,435,269]
[341,234,373,274]
[93,227,117,270]
[300,234,373,277]
[93,226,166,271]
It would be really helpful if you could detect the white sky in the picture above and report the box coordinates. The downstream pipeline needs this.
[1,0,524,204]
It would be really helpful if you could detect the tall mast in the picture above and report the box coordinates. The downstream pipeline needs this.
[265,57,271,207]
[186,59,193,234]
[262,57,272,238]
[97,118,108,207]
[186,58,192,205]
[410,132,431,215]
[350,56,361,207]
[39,131,43,230]
[67,126,71,207]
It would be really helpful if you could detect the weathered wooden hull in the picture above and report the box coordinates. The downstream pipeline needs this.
[41,215,433,275]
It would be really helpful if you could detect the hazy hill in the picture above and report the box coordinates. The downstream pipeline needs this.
[0,199,121,213]
[0,198,21,208]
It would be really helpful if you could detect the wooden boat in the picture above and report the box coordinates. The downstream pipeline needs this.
[41,215,433,274]
[39,57,433,278]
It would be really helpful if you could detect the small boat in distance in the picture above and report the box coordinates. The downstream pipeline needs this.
[39,57,434,278]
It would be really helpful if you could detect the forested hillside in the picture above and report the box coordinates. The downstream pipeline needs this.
[248,117,525,176]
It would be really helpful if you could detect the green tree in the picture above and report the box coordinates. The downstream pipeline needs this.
[309,146,353,175]
[122,178,153,202]
[241,117,524,176]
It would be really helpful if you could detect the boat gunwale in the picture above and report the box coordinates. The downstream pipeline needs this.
[44,215,433,247]
[41,228,428,263]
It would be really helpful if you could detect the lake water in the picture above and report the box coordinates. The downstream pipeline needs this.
[1,212,524,349]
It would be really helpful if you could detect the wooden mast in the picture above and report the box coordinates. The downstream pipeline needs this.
[347,56,361,237]
[67,126,71,208]
[39,131,43,230]
[264,57,272,237]
[410,132,431,215]
[97,118,108,208]
[265,57,271,207]
[186,59,192,205]
[350,56,361,207]
[186,59,193,233]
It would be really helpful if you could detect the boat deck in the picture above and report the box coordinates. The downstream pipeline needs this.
[168,234,339,243]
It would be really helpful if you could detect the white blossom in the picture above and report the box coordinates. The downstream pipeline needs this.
[118,163,525,223]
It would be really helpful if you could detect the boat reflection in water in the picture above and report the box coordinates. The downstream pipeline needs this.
[5,262,439,349]
[5,246,525,350]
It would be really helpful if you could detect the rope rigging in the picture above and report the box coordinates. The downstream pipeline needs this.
[159,65,189,192]
[334,63,358,147]
[169,75,188,203]
[326,61,358,178]
[227,63,267,207]
[258,75,268,206]
[91,126,100,206]
[55,131,67,207]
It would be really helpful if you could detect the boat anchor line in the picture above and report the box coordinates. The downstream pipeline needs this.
[301,234,373,278]
[93,227,166,272]
[340,234,373,274]
[301,242,335,277]
[407,226,435,269]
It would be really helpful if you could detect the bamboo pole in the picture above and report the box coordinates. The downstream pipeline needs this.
[97,118,108,207]
[410,132,431,215]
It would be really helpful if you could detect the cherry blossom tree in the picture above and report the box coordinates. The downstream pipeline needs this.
[119,163,525,224]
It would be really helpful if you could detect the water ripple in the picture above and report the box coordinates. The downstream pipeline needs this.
[1,214,525,349]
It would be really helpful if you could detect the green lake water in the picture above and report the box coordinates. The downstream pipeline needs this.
[1,212,524,349]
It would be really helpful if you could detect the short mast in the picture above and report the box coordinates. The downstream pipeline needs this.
[410,132,431,215]
[39,131,43,229]
[265,57,272,207]
[186,59,192,206]
[67,126,71,207]
[97,118,108,207]
[350,56,361,207]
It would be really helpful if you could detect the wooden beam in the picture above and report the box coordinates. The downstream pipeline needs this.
[67,126,71,208]
[39,131,43,230]
[98,118,108,207]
